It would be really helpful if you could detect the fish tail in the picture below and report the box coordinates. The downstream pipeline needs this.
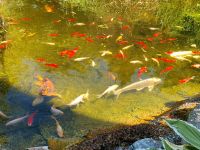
[113,90,121,99]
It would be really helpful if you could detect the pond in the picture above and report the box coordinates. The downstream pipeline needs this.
[0,0,199,149]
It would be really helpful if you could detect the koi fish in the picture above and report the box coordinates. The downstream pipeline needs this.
[48,33,59,37]
[0,43,7,49]
[143,54,148,61]
[179,76,195,84]
[20,17,32,21]
[153,32,161,37]
[117,40,128,45]
[74,57,90,62]
[167,38,177,41]
[44,4,54,13]
[32,96,44,106]
[147,37,154,42]
[6,115,29,126]
[90,60,96,67]
[160,66,174,75]
[27,112,37,126]
[45,63,58,68]
[113,77,162,98]
[71,32,86,38]
[165,51,195,62]
[1,40,12,44]
[149,27,160,31]
[73,22,86,26]
[67,18,76,22]
[116,35,123,42]
[42,42,55,46]
[59,47,79,58]
[130,60,143,64]
[51,116,64,138]
[137,66,147,79]
[122,45,133,50]
[85,37,94,43]
[99,51,112,56]
[151,58,160,66]
[191,44,197,48]
[97,84,119,98]
[51,106,64,116]
[114,50,126,59]
[121,25,130,30]
[191,64,200,69]
[156,58,176,63]
[53,19,61,24]
[98,24,109,29]
[0,110,10,119]
[36,58,46,63]
[67,90,89,107]
[135,41,147,49]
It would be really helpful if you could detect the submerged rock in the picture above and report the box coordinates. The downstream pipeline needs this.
[128,138,163,150]
[187,104,200,130]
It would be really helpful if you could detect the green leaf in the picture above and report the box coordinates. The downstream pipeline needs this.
[165,119,200,149]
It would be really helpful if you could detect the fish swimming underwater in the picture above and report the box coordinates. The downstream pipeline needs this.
[27,112,37,126]
[0,110,10,119]
[97,84,119,98]
[113,77,162,99]
[67,90,89,107]
[51,116,64,138]
[6,114,29,126]
[32,95,44,106]
[50,106,64,116]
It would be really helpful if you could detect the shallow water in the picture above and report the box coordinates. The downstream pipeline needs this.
[0,0,199,149]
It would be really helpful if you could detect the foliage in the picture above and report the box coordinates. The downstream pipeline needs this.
[162,119,200,150]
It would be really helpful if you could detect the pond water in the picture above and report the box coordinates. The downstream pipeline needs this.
[0,0,199,149]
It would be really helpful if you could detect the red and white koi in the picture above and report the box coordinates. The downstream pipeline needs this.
[137,66,147,79]
[191,64,200,69]
[179,76,195,84]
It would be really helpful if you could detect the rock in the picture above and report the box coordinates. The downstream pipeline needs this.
[187,104,200,130]
[128,138,163,150]
[26,146,49,150]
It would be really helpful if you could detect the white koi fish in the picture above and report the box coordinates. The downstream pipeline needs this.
[73,23,86,26]
[130,60,143,64]
[113,77,162,99]
[0,110,10,119]
[122,45,133,50]
[42,42,55,46]
[151,58,160,66]
[74,57,90,62]
[97,84,119,98]
[90,60,96,67]
[149,27,160,31]
[99,51,112,56]
[51,116,64,138]
[6,115,29,126]
[32,96,44,106]
[67,90,89,107]
[50,107,64,116]
[191,44,197,48]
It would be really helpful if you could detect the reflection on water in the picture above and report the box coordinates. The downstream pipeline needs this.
[0,0,199,149]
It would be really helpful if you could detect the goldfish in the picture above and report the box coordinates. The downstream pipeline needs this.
[99,51,112,56]
[71,32,86,38]
[51,116,64,138]
[147,37,154,42]
[67,90,89,107]
[0,110,10,119]
[73,22,86,26]
[191,64,200,69]
[113,78,162,99]
[137,66,147,79]
[44,4,54,13]
[97,84,119,98]
[85,37,94,43]
[156,58,176,63]
[179,76,195,84]
[160,66,174,75]
[32,96,44,106]
[51,106,64,116]
[135,41,147,49]
[130,60,143,64]
[45,63,58,68]
[20,17,31,21]
[114,50,126,59]
[6,115,29,126]
[48,33,59,37]
[27,112,37,126]
[74,57,90,62]
[153,32,161,37]
[59,47,79,58]
[67,18,76,22]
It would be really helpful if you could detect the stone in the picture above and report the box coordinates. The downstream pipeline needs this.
[128,138,163,150]
[187,104,200,130]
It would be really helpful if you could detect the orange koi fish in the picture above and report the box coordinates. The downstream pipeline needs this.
[71,32,86,38]
[167,38,177,41]
[160,66,174,74]
[85,37,94,43]
[191,64,200,69]
[53,19,61,24]
[59,47,79,58]
[147,37,154,42]
[153,32,161,37]
[156,58,176,63]
[27,112,37,126]
[48,33,59,37]
[45,63,58,68]
[20,17,32,21]
[137,66,147,78]
[117,40,128,45]
[135,41,147,49]
[67,18,76,22]
[36,58,46,63]
[192,51,200,54]
[0,43,7,49]
[179,76,195,84]
[44,4,54,13]
[121,25,130,30]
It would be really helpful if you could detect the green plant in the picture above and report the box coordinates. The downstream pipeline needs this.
[162,119,200,150]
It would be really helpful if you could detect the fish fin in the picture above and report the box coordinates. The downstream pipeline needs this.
[136,88,144,91]
[148,86,154,91]
[113,90,121,100]
[97,94,103,99]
